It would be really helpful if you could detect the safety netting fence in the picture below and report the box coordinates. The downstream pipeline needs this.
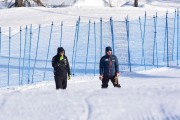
[0,9,179,87]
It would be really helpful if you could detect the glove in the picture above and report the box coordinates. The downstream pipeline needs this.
[114,76,118,84]
[99,75,103,81]
[68,75,71,80]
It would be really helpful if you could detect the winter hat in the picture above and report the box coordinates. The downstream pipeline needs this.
[105,46,112,52]
[57,47,64,53]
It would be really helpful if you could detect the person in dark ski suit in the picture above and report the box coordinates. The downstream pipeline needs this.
[99,46,121,88]
[52,47,71,89]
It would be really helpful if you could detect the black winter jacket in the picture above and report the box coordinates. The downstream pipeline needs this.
[99,54,119,78]
[52,54,70,77]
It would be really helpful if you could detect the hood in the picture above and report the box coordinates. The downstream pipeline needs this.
[57,47,65,55]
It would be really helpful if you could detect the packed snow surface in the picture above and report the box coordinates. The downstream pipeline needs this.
[0,0,180,120]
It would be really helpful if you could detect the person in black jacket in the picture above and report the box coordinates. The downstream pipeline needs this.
[52,47,71,89]
[99,46,121,88]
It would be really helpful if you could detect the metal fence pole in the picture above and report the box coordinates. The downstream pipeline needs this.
[43,22,53,81]
[172,10,177,60]
[71,21,78,76]
[32,25,41,83]
[139,12,146,69]
[153,13,158,67]
[94,21,97,76]
[85,20,90,74]
[19,27,22,85]
[143,12,147,70]
[21,26,28,85]
[155,13,159,68]
[73,17,80,75]
[177,9,179,65]
[166,12,169,67]
[28,24,32,84]
[110,17,115,54]
[126,17,131,72]
[100,18,102,57]
[8,27,11,86]
[139,16,143,65]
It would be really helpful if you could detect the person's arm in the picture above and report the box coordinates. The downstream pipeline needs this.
[99,58,104,80]
[65,56,71,80]
[66,56,71,76]
[52,56,59,68]
[115,56,119,75]
[52,57,56,68]
[99,57,105,76]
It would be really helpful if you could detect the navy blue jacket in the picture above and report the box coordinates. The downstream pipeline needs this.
[99,54,119,78]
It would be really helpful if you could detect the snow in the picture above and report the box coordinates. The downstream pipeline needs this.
[74,0,105,7]
[0,0,180,120]
[1,67,180,120]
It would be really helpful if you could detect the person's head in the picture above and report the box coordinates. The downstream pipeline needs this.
[57,47,64,56]
[105,46,112,56]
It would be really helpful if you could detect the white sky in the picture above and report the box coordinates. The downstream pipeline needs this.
[0,0,180,120]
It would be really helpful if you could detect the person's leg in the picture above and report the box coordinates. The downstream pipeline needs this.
[55,76,63,89]
[62,77,67,89]
[54,76,58,89]
[102,77,109,88]
[110,76,121,88]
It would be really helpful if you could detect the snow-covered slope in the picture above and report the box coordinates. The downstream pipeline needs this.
[0,67,180,120]
[0,0,180,120]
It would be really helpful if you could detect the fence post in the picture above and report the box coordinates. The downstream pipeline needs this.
[71,21,78,76]
[43,22,53,81]
[28,24,32,84]
[139,12,146,70]
[100,18,102,57]
[32,25,41,83]
[143,12,147,69]
[8,27,11,86]
[73,17,80,75]
[110,17,115,54]
[172,10,177,60]
[125,16,131,72]
[155,13,159,68]
[139,16,143,65]
[153,15,156,65]
[153,13,158,67]
[166,12,169,67]
[177,9,179,65]
[85,20,91,74]
[94,21,97,76]
[19,27,22,85]
[21,26,28,85]
[164,12,168,62]
[60,21,63,47]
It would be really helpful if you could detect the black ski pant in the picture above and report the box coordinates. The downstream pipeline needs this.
[54,76,67,89]
[101,76,120,88]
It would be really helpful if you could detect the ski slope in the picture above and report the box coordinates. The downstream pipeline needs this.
[0,0,180,120]
[0,67,180,120]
